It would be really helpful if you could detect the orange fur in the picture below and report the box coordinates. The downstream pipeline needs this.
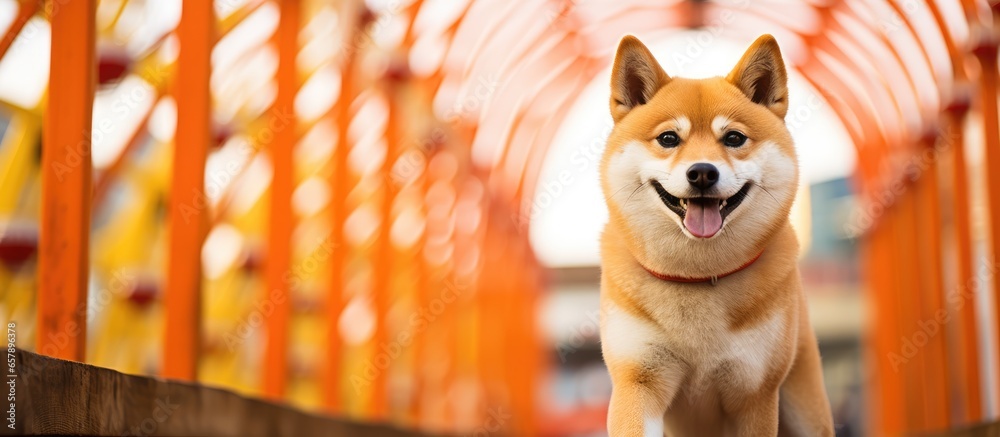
[599,35,833,436]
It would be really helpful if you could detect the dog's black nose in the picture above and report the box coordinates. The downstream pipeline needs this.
[686,163,719,189]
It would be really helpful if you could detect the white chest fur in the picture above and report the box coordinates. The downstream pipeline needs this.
[601,295,788,396]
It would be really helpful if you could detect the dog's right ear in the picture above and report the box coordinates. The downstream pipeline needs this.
[610,36,669,122]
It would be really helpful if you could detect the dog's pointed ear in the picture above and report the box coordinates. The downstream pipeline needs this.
[610,36,669,122]
[727,34,788,119]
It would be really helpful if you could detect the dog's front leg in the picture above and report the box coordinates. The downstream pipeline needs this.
[601,302,685,437]
[724,390,780,436]
[606,360,683,437]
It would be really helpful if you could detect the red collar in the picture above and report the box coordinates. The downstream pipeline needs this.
[640,251,764,285]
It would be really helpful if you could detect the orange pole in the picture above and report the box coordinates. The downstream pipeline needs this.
[851,138,905,434]
[502,234,538,436]
[915,136,951,432]
[500,240,518,433]
[408,250,428,424]
[323,23,358,416]
[408,146,436,424]
[973,33,1000,402]
[476,218,502,421]
[163,0,214,381]
[945,102,982,423]
[369,82,400,420]
[262,0,299,399]
[894,191,928,432]
[440,272,459,430]
[36,0,96,362]
[868,211,905,435]
[0,0,39,62]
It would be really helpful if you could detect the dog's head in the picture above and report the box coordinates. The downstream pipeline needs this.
[600,35,798,267]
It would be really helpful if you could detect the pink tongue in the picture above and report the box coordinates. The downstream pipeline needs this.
[684,199,723,238]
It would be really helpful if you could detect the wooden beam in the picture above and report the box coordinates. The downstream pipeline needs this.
[163,0,214,381]
[37,0,96,362]
[10,348,430,436]
[262,0,300,399]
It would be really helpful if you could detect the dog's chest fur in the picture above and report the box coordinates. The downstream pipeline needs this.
[603,275,792,397]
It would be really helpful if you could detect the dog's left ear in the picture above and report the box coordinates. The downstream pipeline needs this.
[727,34,788,119]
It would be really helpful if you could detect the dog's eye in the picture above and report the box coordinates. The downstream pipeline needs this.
[722,131,748,147]
[656,131,681,148]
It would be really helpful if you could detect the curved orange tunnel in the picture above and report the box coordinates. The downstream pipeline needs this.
[1,0,999,435]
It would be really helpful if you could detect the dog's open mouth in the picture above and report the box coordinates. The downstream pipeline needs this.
[651,180,751,238]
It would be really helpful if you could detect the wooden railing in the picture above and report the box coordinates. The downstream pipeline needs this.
[6,348,434,436]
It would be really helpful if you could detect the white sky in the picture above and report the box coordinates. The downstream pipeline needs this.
[529,34,856,267]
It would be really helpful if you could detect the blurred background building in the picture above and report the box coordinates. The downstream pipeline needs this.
[0,0,999,436]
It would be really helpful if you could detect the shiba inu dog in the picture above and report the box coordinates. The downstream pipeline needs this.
[598,35,834,436]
